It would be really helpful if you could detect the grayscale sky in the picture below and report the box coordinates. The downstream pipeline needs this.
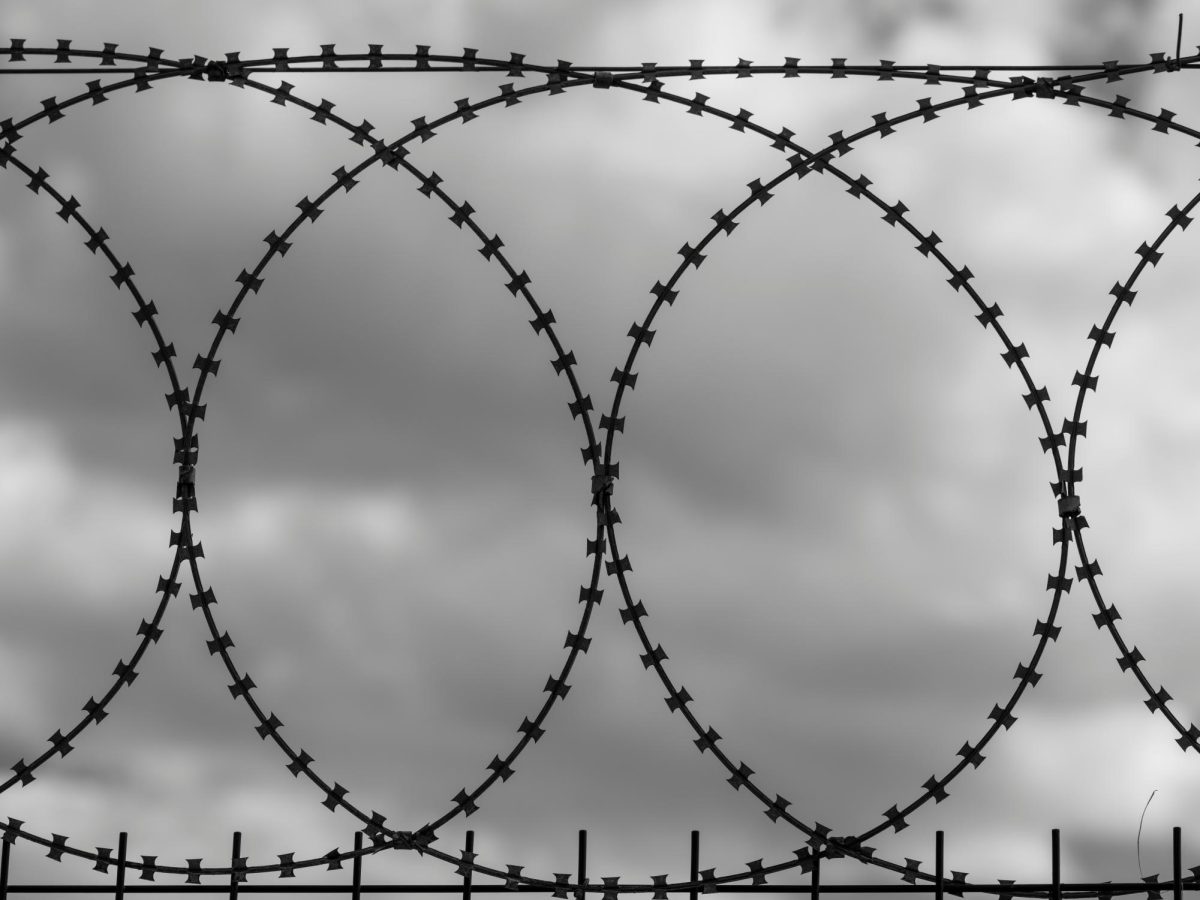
[1,0,1199,894]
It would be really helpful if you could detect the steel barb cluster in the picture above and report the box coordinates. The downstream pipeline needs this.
[2,38,1200,898]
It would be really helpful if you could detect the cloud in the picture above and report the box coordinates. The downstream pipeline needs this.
[1,2,1199,891]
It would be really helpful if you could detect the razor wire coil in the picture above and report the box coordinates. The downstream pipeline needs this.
[1,40,1198,896]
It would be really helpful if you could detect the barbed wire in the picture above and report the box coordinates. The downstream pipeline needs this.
[1,40,1199,897]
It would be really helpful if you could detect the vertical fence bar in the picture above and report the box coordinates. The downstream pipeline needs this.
[0,833,10,900]
[1174,827,1183,900]
[351,831,363,900]
[229,831,242,900]
[3,825,1199,896]
[576,830,587,900]
[114,832,127,900]
[935,831,944,900]
[1051,829,1060,900]
[689,831,699,900]
[462,831,475,900]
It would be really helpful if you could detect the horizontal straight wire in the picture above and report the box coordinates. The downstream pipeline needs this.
[2,63,1200,75]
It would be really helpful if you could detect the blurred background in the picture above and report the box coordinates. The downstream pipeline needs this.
[1,0,1199,893]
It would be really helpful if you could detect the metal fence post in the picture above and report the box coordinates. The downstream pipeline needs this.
[463,831,475,900]
[352,831,363,900]
[689,831,699,900]
[576,830,587,900]
[1175,827,1183,900]
[114,832,127,900]
[230,831,242,900]
[1051,828,1061,900]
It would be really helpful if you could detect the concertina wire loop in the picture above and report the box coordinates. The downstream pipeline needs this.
[0,37,1180,897]
[0,44,1180,900]
[0,39,1198,896]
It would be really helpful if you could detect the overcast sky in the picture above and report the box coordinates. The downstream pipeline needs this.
[2,0,1200,895]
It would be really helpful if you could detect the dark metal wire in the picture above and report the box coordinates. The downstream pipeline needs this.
[1,39,1199,897]
[0,44,1152,888]
[0,827,1196,897]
